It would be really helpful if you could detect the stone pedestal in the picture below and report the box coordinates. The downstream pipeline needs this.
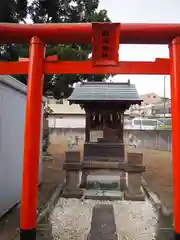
[127,152,143,165]
[63,151,83,198]
[124,173,145,201]
[65,171,79,190]
[120,172,127,191]
[84,142,125,161]
[65,151,81,163]
[124,152,145,201]
[80,170,89,188]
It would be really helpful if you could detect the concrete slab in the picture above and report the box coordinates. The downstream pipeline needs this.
[87,175,120,181]
[84,190,123,200]
[86,174,121,190]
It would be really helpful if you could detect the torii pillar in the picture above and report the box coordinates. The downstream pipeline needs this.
[20,37,44,240]
[169,37,180,240]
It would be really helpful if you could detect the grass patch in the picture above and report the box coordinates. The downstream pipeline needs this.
[160,125,172,130]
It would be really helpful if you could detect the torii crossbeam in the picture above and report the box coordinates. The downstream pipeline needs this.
[0,22,179,240]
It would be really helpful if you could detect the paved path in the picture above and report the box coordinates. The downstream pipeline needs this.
[88,204,118,240]
[50,198,158,240]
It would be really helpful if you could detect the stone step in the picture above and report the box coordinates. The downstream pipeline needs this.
[84,189,123,201]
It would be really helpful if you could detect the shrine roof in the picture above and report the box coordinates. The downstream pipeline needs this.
[68,81,142,104]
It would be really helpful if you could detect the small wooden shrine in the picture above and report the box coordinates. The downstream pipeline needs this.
[63,81,145,201]
[68,80,142,162]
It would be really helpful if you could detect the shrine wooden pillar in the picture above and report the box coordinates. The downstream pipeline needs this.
[102,111,107,138]
[169,38,180,240]
[103,111,106,130]
[85,109,90,142]
[117,112,124,143]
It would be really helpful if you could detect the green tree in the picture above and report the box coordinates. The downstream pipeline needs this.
[0,0,111,98]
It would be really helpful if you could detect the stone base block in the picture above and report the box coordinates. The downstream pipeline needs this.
[120,172,127,191]
[127,152,143,165]
[124,190,145,201]
[65,151,81,163]
[37,223,52,240]
[79,181,86,188]
[62,188,83,199]
[79,171,89,188]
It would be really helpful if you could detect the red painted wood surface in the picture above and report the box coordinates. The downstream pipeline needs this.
[0,23,180,44]
[0,59,170,75]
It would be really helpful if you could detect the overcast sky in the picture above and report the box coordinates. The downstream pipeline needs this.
[98,0,180,98]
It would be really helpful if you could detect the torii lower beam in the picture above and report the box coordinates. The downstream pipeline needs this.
[0,58,170,75]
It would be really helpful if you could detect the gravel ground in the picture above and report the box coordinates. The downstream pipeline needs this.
[50,198,157,240]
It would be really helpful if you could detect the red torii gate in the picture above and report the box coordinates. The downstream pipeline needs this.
[0,22,179,240]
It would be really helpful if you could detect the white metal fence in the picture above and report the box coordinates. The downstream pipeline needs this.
[124,118,166,130]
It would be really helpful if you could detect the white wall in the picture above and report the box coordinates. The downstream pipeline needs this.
[48,115,85,128]
[0,75,44,218]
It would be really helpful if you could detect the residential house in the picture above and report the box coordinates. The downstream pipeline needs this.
[140,92,163,105]
[126,93,171,118]
[47,96,85,128]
